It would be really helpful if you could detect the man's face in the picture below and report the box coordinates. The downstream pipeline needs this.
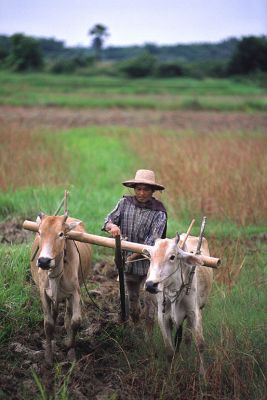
[134,184,154,203]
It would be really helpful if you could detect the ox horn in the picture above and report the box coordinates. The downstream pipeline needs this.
[174,232,180,246]
[63,211,69,222]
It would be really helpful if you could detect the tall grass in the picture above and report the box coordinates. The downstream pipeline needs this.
[130,130,267,226]
[0,123,68,191]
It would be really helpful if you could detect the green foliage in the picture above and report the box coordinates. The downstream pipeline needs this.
[185,60,228,78]
[2,33,267,79]
[228,35,267,75]
[38,37,65,58]
[118,53,157,78]
[155,61,185,78]
[49,58,77,74]
[104,37,238,63]
[0,35,11,62]
[49,55,95,74]
[7,33,43,72]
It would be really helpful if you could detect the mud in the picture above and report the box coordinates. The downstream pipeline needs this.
[0,261,141,400]
[0,218,33,244]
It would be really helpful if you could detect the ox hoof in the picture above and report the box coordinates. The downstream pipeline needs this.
[64,337,72,348]
[44,351,53,366]
[67,348,76,362]
[166,349,176,363]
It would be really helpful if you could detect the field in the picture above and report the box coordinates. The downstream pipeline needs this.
[0,72,266,399]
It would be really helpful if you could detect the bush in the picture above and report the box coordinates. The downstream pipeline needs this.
[228,36,267,75]
[183,60,228,79]
[7,33,43,71]
[118,53,156,78]
[155,61,184,78]
[50,58,77,74]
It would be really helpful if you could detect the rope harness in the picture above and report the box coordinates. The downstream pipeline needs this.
[72,239,109,315]
[158,260,197,314]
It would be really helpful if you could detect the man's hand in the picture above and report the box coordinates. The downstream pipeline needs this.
[106,222,121,237]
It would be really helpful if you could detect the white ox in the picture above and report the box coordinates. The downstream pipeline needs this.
[145,233,213,373]
[30,212,92,364]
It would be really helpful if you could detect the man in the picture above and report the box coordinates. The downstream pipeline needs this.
[102,169,167,323]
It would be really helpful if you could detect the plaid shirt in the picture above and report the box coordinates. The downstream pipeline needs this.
[103,196,167,275]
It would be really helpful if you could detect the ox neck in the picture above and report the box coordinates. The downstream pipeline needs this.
[48,250,64,279]
[46,256,64,305]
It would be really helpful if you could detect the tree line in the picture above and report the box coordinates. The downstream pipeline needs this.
[0,31,266,79]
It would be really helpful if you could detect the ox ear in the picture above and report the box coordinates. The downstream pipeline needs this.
[177,248,204,266]
[36,212,45,225]
[65,220,82,232]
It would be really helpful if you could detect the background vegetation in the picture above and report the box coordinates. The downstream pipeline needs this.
[1,33,267,79]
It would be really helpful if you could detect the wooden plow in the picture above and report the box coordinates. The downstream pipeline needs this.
[23,215,221,322]
[23,220,220,268]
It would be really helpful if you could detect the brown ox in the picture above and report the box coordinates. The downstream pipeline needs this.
[145,233,213,374]
[30,212,92,364]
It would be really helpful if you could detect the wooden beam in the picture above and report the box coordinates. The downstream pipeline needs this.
[23,220,221,268]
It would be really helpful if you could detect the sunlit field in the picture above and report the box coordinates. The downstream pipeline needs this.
[0,72,266,399]
[0,71,267,111]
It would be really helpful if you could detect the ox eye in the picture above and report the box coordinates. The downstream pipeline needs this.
[169,254,176,261]
[59,232,64,238]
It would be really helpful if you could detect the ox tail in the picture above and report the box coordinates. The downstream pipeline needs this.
[174,324,183,351]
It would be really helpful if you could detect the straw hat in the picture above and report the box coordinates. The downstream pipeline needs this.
[122,169,165,191]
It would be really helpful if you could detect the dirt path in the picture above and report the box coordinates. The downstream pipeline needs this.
[1,105,267,133]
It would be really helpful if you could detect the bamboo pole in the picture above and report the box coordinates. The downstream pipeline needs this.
[64,190,69,214]
[23,220,221,268]
[179,219,195,249]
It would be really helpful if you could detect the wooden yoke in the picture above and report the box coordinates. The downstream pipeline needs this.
[23,220,221,268]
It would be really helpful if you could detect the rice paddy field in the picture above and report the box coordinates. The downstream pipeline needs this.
[0,71,266,399]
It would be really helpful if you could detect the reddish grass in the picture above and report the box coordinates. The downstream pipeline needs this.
[0,123,68,190]
[130,132,267,226]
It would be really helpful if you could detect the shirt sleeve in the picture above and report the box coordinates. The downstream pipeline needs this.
[101,198,124,231]
[144,211,167,246]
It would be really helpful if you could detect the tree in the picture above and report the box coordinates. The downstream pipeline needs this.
[0,35,11,62]
[88,24,109,60]
[8,33,43,71]
[228,36,267,75]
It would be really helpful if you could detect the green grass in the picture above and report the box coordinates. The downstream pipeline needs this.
[0,244,41,342]
[0,71,266,111]
[0,126,136,233]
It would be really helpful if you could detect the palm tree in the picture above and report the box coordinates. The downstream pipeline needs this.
[88,24,109,60]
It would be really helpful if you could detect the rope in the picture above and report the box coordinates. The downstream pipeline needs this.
[72,239,111,315]
[125,254,150,264]
[160,260,196,312]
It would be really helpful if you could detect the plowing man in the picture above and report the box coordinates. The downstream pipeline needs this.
[102,169,167,323]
